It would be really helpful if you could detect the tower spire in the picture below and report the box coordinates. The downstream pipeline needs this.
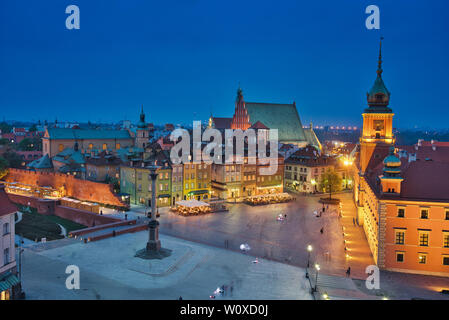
[377,36,384,77]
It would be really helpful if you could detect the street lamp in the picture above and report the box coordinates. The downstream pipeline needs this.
[314,263,320,292]
[307,245,313,267]
[305,245,313,278]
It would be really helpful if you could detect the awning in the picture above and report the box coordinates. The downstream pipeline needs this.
[188,190,209,195]
[0,273,20,292]
[158,194,171,198]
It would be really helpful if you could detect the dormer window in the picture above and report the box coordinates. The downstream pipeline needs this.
[375,94,383,102]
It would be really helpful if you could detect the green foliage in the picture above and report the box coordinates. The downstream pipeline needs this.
[18,137,42,151]
[0,122,12,134]
[319,168,342,199]
[2,151,23,168]
[0,157,8,179]
[28,124,38,132]
[0,138,10,145]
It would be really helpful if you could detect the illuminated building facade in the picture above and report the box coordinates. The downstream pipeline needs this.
[354,40,449,276]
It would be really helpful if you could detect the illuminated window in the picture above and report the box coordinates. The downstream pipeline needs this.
[88,143,93,149]
[395,230,405,245]
[420,209,429,219]
[419,231,429,247]
[116,143,120,150]
[443,255,449,266]
[444,233,449,248]
[59,144,64,152]
[418,253,427,264]
[102,143,107,150]
[396,252,404,263]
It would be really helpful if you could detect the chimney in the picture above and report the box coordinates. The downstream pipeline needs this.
[432,145,436,151]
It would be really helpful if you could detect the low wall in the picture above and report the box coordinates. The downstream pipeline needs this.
[54,206,120,227]
[7,193,121,227]
[5,168,125,207]
[69,220,136,237]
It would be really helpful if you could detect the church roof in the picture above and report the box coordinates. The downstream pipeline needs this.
[304,126,322,152]
[245,102,306,143]
[46,128,132,140]
[250,121,269,130]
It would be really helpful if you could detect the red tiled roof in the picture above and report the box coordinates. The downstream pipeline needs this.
[250,121,269,130]
[367,144,449,202]
[0,185,17,217]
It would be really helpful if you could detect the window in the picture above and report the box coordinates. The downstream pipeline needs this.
[419,231,429,247]
[443,256,449,266]
[420,209,429,219]
[444,233,449,248]
[397,208,405,218]
[59,144,64,152]
[445,211,449,220]
[418,253,427,264]
[3,223,10,235]
[137,184,142,192]
[396,252,404,262]
[116,143,121,150]
[88,143,93,149]
[138,173,142,180]
[185,183,189,190]
[395,230,405,245]
[3,248,9,265]
[165,172,169,179]
[102,143,107,150]
[159,184,163,191]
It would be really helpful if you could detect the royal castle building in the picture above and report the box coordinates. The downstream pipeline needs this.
[354,40,449,276]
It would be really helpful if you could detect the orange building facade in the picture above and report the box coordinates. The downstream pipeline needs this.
[354,40,449,276]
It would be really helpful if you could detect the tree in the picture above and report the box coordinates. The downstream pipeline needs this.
[0,122,12,134]
[0,157,8,180]
[319,168,342,199]
[18,137,41,151]
[2,151,23,168]
[28,124,38,132]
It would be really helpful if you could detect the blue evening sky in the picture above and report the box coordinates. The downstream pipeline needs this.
[1,0,448,129]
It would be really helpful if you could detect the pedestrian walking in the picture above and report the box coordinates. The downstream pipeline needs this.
[178,296,183,300]
[320,227,324,234]
[346,267,351,277]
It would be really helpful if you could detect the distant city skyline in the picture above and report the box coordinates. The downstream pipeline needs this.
[1,1,448,129]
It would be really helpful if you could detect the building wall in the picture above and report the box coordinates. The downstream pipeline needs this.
[5,169,124,206]
[120,166,172,207]
[85,163,120,182]
[383,201,449,276]
[0,212,16,275]
[183,163,211,201]
[43,137,134,157]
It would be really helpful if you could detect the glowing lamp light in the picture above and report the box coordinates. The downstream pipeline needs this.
[314,263,320,271]
[307,245,313,252]
[322,293,329,300]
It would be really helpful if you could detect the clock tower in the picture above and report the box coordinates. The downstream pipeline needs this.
[360,38,395,174]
